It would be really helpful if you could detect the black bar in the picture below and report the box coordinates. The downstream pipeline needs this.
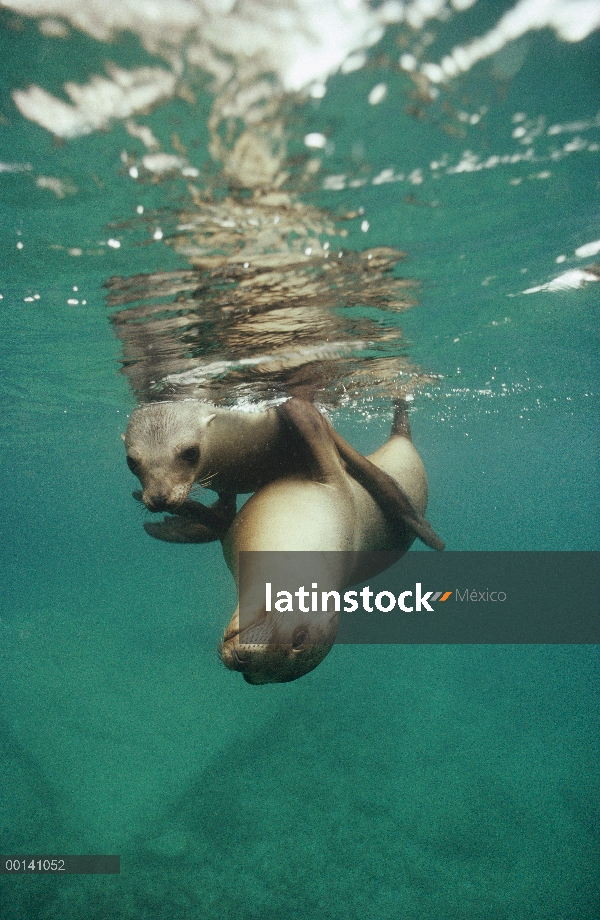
[0,856,120,874]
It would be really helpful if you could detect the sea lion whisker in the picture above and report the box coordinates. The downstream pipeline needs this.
[200,472,219,488]
[222,613,264,646]
[191,470,218,490]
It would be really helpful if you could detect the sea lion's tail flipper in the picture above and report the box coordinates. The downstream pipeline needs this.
[391,399,412,440]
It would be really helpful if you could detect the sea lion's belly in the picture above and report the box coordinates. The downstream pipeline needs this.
[223,476,355,564]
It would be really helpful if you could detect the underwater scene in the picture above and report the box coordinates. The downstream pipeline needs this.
[1,0,599,916]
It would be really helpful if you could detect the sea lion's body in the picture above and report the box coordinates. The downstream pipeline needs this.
[222,435,426,562]
[124,401,294,510]
[125,398,443,554]
[219,404,429,684]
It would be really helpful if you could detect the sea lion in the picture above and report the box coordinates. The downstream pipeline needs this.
[124,398,444,551]
[123,401,291,512]
[220,400,431,683]
[146,399,441,684]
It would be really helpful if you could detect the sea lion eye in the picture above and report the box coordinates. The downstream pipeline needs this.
[292,629,309,651]
[126,455,140,475]
[179,446,200,466]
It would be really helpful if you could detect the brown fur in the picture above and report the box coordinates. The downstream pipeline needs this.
[123,400,293,511]
[219,419,428,684]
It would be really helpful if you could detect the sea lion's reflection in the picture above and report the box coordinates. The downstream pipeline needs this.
[107,192,426,407]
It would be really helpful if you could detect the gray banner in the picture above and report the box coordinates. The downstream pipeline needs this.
[238,552,600,644]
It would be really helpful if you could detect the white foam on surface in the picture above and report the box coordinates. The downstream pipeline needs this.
[6,0,388,97]
[521,268,600,293]
[13,65,176,138]
[304,133,328,149]
[0,162,32,172]
[9,0,599,141]
[574,239,600,258]
[368,82,388,105]
[141,153,187,174]
[419,0,600,83]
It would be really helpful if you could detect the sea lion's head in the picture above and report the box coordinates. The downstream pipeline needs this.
[122,402,216,512]
[219,604,338,684]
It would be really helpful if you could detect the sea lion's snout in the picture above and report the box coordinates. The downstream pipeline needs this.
[144,492,170,513]
[125,448,195,512]
[140,476,195,513]
[142,489,192,513]
[220,607,337,684]
[219,617,247,671]
[220,642,249,673]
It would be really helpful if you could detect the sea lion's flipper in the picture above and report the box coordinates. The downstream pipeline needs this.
[133,490,236,541]
[278,399,444,550]
[391,400,412,439]
[175,493,236,538]
[144,516,220,543]
[328,427,445,551]
[277,398,347,483]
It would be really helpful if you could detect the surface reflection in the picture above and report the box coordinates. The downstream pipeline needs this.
[107,190,431,407]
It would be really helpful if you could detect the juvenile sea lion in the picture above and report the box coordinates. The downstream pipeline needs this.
[147,400,442,683]
[124,398,444,550]
[123,401,291,511]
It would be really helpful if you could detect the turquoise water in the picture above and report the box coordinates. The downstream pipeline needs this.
[1,4,599,918]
